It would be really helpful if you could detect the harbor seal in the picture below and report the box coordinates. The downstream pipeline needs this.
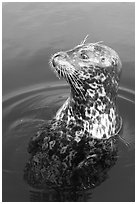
[24,36,122,189]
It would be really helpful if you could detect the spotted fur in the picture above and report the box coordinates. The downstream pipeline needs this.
[24,38,122,189]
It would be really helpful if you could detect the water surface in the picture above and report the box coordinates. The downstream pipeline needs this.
[2,84,135,201]
[3,2,135,95]
[2,2,135,202]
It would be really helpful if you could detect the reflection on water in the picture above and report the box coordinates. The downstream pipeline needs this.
[29,187,92,202]
[2,84,135,202]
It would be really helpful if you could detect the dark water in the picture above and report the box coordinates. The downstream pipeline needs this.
[2,2,135,202]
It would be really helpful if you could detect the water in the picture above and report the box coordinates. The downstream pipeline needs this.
[2,2,135,202]
[2,83,135,202]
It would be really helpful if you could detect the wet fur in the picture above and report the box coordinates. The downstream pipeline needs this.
[24,37,122,189]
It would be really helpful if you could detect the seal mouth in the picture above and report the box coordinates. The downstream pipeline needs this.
[49,52,86,100]
[50,52,75,78]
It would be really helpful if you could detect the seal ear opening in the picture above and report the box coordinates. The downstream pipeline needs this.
[80,34,89,45]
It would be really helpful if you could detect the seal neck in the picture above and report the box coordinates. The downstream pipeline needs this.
[69,66,119,113]
[70,87,116,116]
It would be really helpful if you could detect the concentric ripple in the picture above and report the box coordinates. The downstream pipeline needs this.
[2,82,135,202]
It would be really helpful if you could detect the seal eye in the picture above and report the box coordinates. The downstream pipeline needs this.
[101,57,105,62]
[80,53,89,59]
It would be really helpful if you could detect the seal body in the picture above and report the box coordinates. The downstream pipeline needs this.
[24,39,122,189]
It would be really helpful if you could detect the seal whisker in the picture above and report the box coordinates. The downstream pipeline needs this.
[70,35,89,52]
[72,70,84,85]
[64,71,69,82]
[72,75,85,98]
[56,69,61,79]
[49,58,61,79]
[53,67,60,79]
[80,34,89,45]
[73,73,84,86]
[69,73,86,101]
[49,59,54,70]
[71,73,84,90]
[62,67,65,78]
[59,65,63,78]
[68,74,81,96]
[68,74,79,93]
[93,41,104,45]
[73,75,81,89]
[64,69,69,83]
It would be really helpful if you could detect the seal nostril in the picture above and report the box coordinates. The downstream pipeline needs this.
[52,53,67,67]
[54,54,62,59]
[52,58,56,67]
[52,54,62,67]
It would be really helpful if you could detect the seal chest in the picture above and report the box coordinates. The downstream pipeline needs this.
[25,37,122,189]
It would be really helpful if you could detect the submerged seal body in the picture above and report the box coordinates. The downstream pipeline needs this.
[24,37,122,189]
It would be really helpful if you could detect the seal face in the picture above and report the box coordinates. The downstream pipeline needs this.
[49,38,122,140]
[24,37,122,190]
